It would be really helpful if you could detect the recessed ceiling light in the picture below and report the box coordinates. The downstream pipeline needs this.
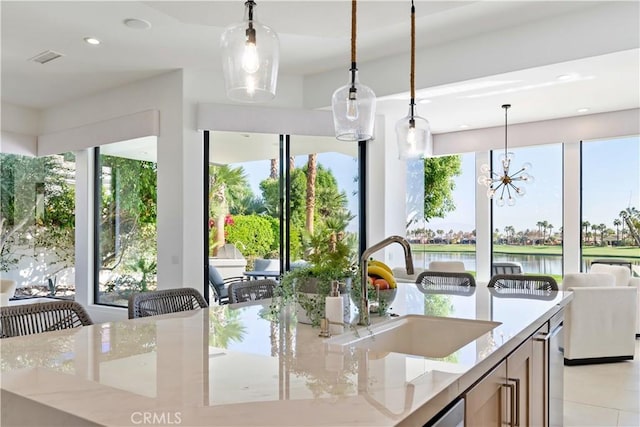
[84,37,101,45]
[419,99,432,104]
[124,18,152,30]
[577,108,590,113]
[459,124,469,129]
[557,74,573,81]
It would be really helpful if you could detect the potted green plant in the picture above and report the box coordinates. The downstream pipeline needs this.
[272,219,357,327]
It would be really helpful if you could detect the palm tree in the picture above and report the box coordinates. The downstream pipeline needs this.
[547,223,554,243]
[582,221,590,244]
[591,224,598,244]
[305,154,317,235]
[541,220,549,244]
[618,212,626,244]
[613,218,621,242]
[504,225,515,244]
[209,165,250,251]
[598,223,607,245]
[536,221,543,244]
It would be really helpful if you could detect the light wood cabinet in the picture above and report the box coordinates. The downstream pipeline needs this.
[507,337,534,426]
[465,324,547,427]
[465,359,507,426]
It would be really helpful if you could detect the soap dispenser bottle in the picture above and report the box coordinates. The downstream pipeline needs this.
[325,281,344,335]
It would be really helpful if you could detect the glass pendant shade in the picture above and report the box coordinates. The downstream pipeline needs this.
[332,70,376,141]
[477,104,534,206]
[395,106,432,160]
[220,1,279,103]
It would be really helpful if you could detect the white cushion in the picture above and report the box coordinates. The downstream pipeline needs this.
[427,261,465,272]
[392,267,425,281]
[590,264,631,286]
[562,273,615,289]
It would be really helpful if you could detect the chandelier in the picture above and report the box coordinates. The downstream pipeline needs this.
[220,0,279,103]
[331,0,376,141]
[477,104,534,207]
[395,0,432,159]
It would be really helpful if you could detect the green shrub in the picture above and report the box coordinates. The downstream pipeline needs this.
[225,215,274,257]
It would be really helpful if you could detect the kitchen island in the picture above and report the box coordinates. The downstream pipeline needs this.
[1,282,571,426]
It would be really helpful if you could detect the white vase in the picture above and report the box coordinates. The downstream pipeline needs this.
[296,291,351,325]
[0,279,17,306]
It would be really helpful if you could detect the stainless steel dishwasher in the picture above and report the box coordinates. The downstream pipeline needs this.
[424,398,465,427]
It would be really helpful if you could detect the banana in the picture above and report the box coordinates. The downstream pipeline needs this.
[367,265,397,288]
[368,259,392,275]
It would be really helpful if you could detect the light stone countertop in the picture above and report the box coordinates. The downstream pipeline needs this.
[0,282,572,427]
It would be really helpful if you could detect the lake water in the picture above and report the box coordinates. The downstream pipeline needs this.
[413,251,640,275]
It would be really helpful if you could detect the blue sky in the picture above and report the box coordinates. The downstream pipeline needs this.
[234,136,638,236]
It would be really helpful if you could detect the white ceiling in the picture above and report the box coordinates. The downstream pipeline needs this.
[1,1,639,135]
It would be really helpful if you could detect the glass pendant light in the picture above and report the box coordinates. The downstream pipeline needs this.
[331,0,376,141]
[220,1,279,103]
[395,0,432,159]
[477,104,534,206]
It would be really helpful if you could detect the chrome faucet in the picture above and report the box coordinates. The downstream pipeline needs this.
[359,235,414,325]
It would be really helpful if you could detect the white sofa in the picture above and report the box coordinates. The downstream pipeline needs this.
[562,272,637,365]
[589,263,640,336]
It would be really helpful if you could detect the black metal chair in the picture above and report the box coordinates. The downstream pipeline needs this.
[228,279,277,303]
[128,287,208,319]
[208,265,247,305]
[415,271,476,295]
[488,274,558,293]
[0,301,93,338]
[491,262,523,276]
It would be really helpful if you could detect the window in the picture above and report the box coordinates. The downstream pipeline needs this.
[581,137,640,271]
[1,152,76,299]
[95,139,158,306]
[408,153,476,272]
[206,132,360,299]
[491,144,562,277]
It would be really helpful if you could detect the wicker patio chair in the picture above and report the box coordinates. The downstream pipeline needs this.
[128,287,208,319]
[0,300,93,338]
[488,274,558,295]
[415,271,476,295]
[228,279,277,303]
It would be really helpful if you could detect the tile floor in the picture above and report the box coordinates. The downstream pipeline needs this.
[564,339,640,426]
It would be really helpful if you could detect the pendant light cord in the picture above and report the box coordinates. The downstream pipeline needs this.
[503,104,510,156]
[410,0,416,119]
[350,0,357,89]
[351,0,357,65]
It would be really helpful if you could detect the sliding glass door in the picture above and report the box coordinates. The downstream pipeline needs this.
[204,132,361,302]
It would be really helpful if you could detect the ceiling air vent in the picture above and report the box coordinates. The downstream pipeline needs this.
[29,50,64,64]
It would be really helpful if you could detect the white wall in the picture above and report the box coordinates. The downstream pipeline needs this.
[183,69,306,287]
[0,103,39,155]
[303,2,640,109]
[433,109,640,155]
[39,71,186,320]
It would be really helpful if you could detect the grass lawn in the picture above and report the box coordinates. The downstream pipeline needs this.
[412,244,640,259]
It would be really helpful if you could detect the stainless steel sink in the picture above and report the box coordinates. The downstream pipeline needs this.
[328,315,501,358]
